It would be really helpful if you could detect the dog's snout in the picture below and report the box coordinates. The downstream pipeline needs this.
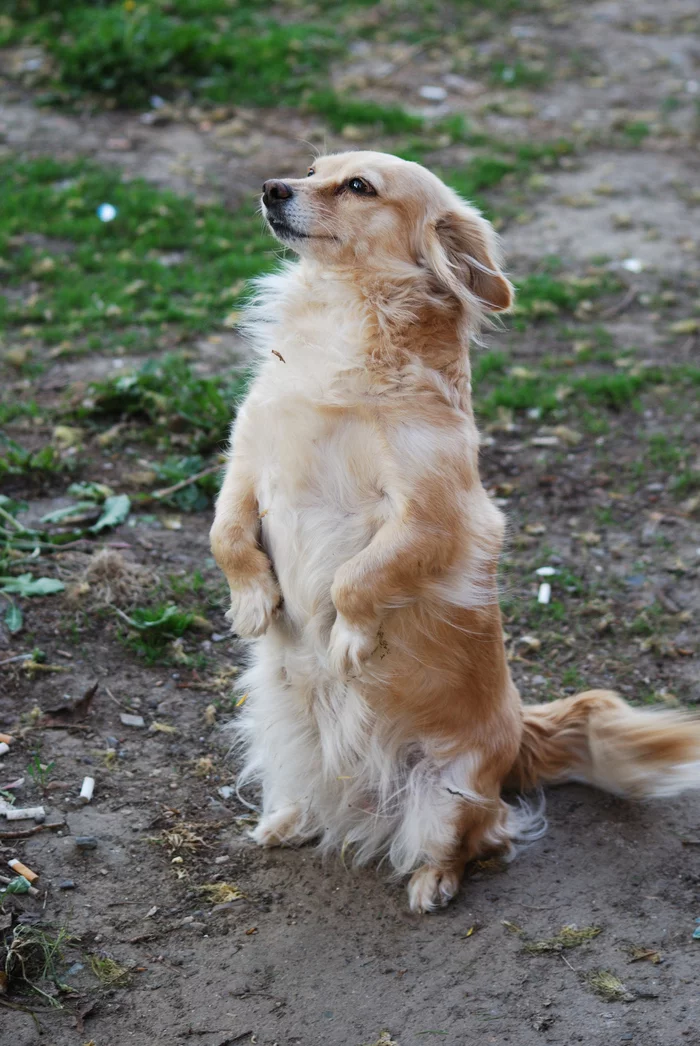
[262,180,294,208]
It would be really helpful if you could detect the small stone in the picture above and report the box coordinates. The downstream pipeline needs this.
[419,85,447,101]
[75,836,98,850]
[218,785,234,800]
[59,879,76,890]
[120,713,145,728]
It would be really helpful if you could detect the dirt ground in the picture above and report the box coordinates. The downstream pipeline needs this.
[1,1,700,1044]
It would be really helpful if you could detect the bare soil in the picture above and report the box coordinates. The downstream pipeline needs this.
[1,2,700,1044]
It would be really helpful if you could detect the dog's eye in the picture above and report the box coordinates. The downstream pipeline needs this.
[348,177,375,195]
[307,167,315,177]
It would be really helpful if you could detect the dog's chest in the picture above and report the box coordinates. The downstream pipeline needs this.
[250,395,389,621]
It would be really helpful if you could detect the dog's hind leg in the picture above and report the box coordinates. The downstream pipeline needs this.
[234,633,322,848]
[402,753,515,914]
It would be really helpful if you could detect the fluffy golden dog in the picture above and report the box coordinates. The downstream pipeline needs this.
[211,151,700,912]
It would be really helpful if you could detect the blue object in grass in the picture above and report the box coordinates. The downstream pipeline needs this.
[97,203,117,222]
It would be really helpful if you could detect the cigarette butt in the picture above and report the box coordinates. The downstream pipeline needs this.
[0,743,9,757]
[5,806,46,823]
[0,734,12,745]
[8,859,38,883]
[537,582,551,605]
[80,776,95,803]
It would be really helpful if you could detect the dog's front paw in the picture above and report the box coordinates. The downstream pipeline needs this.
[327,614,377,677]
[226,573,281,638]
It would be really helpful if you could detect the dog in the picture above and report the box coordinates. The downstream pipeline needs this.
[210,151,700,912]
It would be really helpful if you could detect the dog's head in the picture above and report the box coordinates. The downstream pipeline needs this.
[261,151,512,316]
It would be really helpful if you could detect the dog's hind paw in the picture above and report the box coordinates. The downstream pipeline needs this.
[407,865,460,913]
[251,805,311,848]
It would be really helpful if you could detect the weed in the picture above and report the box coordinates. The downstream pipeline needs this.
[117,602,195,663]
[622,121,651,145]
[89,954,133,987]
[561,667,585,690]
[2,924,73,1006]
[523,925,601,954]
[150,455,223,510]
[0,434,65,480]
[78,355,246,452]
[156,823,208,856]
[587,969,634,1002]
[26,751,56,791]
[672,469,700,497]
[197,882,245,904]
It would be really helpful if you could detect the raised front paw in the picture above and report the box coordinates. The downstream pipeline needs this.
[327,614,377,678]
[226,572,281,638]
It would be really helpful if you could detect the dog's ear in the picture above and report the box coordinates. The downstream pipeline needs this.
[422,206,513,313]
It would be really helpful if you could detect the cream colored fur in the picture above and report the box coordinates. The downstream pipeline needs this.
[211,151,700,913]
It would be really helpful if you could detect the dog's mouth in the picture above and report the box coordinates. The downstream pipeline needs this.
[266,216,311,240]
[264,212,338,243]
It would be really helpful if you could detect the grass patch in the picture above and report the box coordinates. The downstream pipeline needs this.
[2,924,74,1006]
[4,2,340,109]
[512,269,621,326]
[0,155,272,349]
[306,91,423,133]
[491,60,550,90]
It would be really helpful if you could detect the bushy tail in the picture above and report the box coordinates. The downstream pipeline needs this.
[509,689,700,799]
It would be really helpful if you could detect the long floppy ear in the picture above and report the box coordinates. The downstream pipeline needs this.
[422,206,513,314]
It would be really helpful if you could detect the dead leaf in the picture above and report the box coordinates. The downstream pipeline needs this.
[628,946,661,964]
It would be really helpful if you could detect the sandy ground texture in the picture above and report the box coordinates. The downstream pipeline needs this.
[1,0,700,1044]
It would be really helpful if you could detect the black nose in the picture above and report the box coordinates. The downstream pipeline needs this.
[262,180,294,208]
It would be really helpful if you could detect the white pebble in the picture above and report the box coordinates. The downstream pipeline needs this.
[621,257,643,273]
[419,85,447,102]
[537,582,551,605]
[120,713,145,728]
[535,566,558,577]
[0,743,9,757]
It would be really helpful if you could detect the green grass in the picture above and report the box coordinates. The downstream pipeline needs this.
[622,121,651,145]
[0,155,273,349]
[3,1,341,109]
[490,60,550,90]
[306,91,423,133]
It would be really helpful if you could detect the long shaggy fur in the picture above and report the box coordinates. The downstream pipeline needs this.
[211,151,700,913]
